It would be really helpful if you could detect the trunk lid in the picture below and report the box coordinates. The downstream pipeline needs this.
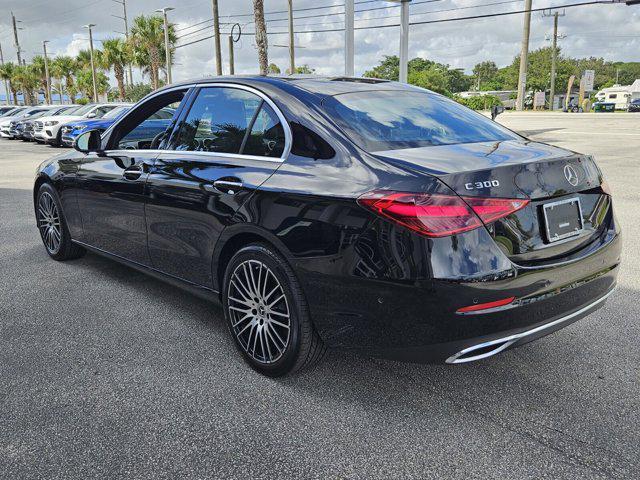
[373,140,611,264]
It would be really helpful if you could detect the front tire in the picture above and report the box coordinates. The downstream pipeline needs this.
[222,244,326,377]
[35,183,85,261]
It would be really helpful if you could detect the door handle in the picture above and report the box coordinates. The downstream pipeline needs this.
[123,165,143,180]
[213,178,243,194]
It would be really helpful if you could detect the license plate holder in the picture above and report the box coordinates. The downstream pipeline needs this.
[542,197,584,243]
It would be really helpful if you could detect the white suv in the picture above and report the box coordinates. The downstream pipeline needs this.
[34,103,129,146]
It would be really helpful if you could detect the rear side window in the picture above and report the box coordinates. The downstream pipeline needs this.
[323,90,518,152]
[172,87,285,157]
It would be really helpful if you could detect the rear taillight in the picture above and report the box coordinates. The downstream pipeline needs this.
[357,191,529,238]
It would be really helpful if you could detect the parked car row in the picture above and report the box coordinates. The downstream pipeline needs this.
[0,103,131,146]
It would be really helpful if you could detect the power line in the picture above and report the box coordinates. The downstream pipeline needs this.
[175,0,445,38]
[175,0,609,49]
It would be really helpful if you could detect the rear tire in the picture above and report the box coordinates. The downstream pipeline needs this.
[222,243,326,377]
[35,183,85,261]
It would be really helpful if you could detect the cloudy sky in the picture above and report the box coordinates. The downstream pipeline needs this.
[0,0,638,85]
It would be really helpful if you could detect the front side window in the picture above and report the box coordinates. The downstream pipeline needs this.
[91,105,118,119]
[172,87,285,157]
[109,90,186,150]
[323,90,519,152]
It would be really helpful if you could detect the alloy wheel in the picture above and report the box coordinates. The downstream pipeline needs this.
[37,192,62,254]
[227,259,291,364]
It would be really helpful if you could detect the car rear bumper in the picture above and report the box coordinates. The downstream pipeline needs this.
[297,212,621,364]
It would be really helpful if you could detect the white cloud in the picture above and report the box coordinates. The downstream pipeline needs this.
[0,0,638,82]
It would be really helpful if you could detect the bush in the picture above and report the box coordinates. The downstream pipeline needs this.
[454,94,502,110]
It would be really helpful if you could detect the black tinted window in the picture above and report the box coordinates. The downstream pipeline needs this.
[324,90,518,152]
[242,104,285,157]
[173,87,284,157]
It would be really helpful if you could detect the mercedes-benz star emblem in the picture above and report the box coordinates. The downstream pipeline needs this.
[564,164,579,186]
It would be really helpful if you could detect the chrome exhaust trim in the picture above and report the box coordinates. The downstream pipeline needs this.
[446,287,615,364]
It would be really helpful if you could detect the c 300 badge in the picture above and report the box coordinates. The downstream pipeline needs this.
[465,180,500,190]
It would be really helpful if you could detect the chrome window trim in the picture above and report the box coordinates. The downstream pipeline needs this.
[100,84,197,141]
[100,82,291,164]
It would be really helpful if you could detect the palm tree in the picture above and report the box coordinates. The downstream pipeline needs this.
[101,38,130,101]
[76,69,109,100]
[253,0,268,75]
[130,14,175,90]
[0,62,18,104]
[31,55,49,103]
[13,65,40,105]
[51,56,77,104]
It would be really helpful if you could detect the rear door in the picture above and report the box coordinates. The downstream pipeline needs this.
[145,84,289,287]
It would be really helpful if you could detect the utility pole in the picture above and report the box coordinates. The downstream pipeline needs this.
[11,12,22,65]
[543,9,564,111]
[516,0,533,111]
[398,1,411,83]
[345,0,354,76]
[0,42,9,105]
[228,23,241,75]
[84,24,98,102]
[287,0,295,74]
[43,41,52,104]
[212,0,223,75]
[156,7,174,84]
[228,35,235,75]
[112,0,133,87]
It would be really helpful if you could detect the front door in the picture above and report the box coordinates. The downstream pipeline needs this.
[76,88,190,265]
[144,85,288,287]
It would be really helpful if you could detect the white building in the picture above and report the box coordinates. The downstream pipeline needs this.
[595,80,640,110]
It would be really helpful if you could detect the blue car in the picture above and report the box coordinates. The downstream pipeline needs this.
[60,105,132,146]
[60,105,178,147]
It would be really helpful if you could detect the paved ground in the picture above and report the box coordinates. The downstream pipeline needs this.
[1,113,639,479]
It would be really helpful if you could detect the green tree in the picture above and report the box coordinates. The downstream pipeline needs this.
[30,56,49,101]
[472,61,498,90]
[76,69,109,100]
[12,65,41,105]
[0,62,18,104]
[50,56,76,104]
[130,14,175,90]
[101,38,131,100]
[364,55,399,80]
[268,63,281,74]
[409,65,450,95]
[294,64,315,74]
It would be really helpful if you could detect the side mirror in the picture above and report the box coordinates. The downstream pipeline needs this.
[74,129,102,154]
[86,112,97,118]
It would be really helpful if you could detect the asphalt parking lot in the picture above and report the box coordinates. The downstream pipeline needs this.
[1,112,639,479]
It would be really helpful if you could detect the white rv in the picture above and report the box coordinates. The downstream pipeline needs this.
[595,79,640,110]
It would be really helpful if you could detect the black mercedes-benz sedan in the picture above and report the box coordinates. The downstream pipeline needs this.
[33,76,621,376]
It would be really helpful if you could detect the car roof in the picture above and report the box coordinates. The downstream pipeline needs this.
[162,75,417,97]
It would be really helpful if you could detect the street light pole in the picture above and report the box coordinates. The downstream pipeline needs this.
[156,7,174,85]
[399,0,410,83]
[84,24,98,102]
[388,1,412,83]
[345,0,354,76]
[43,40,52,104]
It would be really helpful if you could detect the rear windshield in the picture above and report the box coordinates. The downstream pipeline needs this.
[323,90,518,152]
